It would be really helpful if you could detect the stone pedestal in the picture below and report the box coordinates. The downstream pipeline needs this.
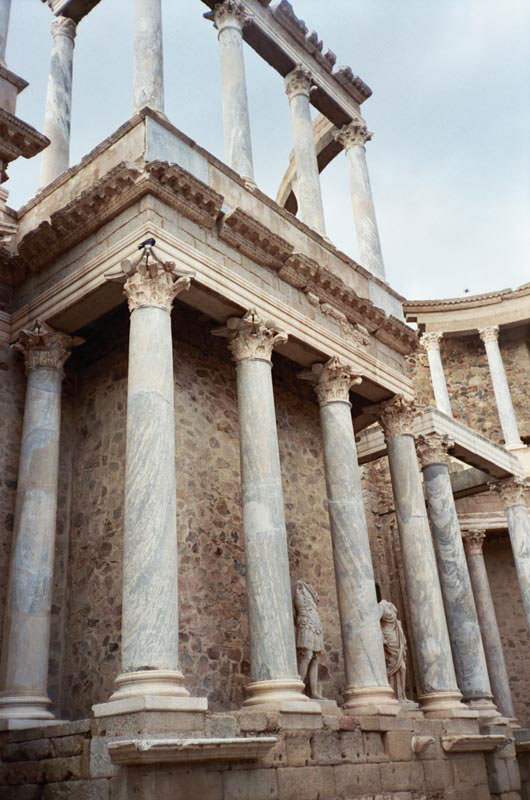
[479,326,523,449]
[0,0,11,64]
[375,397,470,718]
[462,529,516,722]
[215,310,317,712]
[213,0,254,182]
[300,359,398,715]
[417,433,498,718]
[333,120,386,281]
[0,321,82,721]
[134,0,164,112]
[40,16,76,187]
[285,65,326,236]
[420,332,453,417]
[94,251,204,717]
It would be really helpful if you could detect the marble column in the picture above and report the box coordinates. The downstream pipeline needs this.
[416,433,498,717]
[95,251,205,715]
[375,396,469,718]
[0,321,82,720]
[284,65,326,236]
[40,15,76,188]
[479,326,523,449]
[0,0,11,64]
[420,332,453,417]
[300,358,399,715]
[491,478,530,634]
[134,0,164,113]
[462,529,516,721]
[333,120,385,281]
[213,0,254,183]
[215,310,316,710]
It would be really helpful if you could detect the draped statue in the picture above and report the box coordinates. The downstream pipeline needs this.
[378,595,408,701]
[293,580,324,700]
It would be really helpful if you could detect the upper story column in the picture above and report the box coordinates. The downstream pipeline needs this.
[0,321,82,722]
[134,0,164,112]
[213,0,254,183]
[479,325,523,449]
[374,397,469,718]
[284,65,326,236]
[40,15,76,187]
[462,528,516,722]
[420,332,453,417]
[0,0,11,64]
[301,358,399,716]
[333,120,385,281]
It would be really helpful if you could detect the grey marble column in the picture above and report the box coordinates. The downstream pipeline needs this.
[285,65,326,236]
[0,0,11,64]
[215,310,317,711]
[416,433,498,718]
[462,529,516,721]
[491,478,530,634]
[213,1,254,182]
[375,397,469,718]
[40,15,76,188]
[420,332,453,417]
[95,250,205,716]
[134,0,164,113]
[0,321,82,721]
[479,326,523,449]
[300,359,399,715]
[333,120,386,281]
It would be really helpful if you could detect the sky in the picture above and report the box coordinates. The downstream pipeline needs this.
[6,0,530,300]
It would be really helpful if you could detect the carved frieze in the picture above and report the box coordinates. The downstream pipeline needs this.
[213,308,288,363]
[12,319,83,374]
[299,356,362,405]
[218,207,294,270]
[415,432,453,467]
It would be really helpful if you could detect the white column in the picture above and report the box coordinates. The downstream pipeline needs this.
[0,322,82,721]
[213,0,254,182]
[0,0,11,64]
[134,0,164,113]
[284,65,326,236]
[479,326,523,449]
[40,16,76,188]
[333,120,385,281]
[420,332,453,417]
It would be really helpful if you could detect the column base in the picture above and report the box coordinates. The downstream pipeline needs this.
[92,669,207,718]
[466,697,502,720]
[419,691,477,719]
[342,685,400,717]
[0,694,54,721]
[242,679,321,713]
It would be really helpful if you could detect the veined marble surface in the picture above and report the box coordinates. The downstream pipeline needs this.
[218,23,254,181]
[134,0,164,112]
[505,503,530,634]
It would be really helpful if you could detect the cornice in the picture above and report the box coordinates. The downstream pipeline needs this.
[0,109,49,176]
[218,207,294,270]
[404,283,530,312]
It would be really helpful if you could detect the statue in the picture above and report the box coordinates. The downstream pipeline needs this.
[293,580,324,700]
[376,585,408,701]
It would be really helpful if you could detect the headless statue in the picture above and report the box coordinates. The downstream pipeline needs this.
[294,580,323,700]
[378,596,408,701]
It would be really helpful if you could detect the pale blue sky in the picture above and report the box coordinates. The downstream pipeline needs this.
[7,0,530,300]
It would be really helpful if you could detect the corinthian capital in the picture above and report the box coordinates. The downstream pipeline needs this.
[368,394,418,440]
[213,309,288,363]
[12,320,83,374]
[479,325,499,345]
[420,331,443,352]
[112,246,195,314]
[489,477,529,508]
[298,357,362,406]
[462,528,486,556]
[333,119,372,149]
[213,0,249,31]
[51,16,77,42]
[415,432,452,468]
[285,65,313,100]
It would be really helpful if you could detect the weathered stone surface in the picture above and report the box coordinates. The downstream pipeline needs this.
[379,761,424,792]
[384,731,413,762]
[223,768,278,800]
[285,732,311,766]
[42,779,109,800]
[277,765,335,800]
[333,762,381,794]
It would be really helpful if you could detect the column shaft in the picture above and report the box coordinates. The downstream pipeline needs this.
[492,479,530,634]
[214,2,254,181]
[40,16,76,187]
[285,66,326,235]
[480,327,522,448]
[0,0,11,64]
[134,0,164,112]
[420,333,452,417]
[463,530,516,721]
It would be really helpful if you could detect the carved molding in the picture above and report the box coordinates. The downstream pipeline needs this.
[272,1,336,74]
[0,108,49,180]
[489,477,530,508]
[51,16,77,40]
[213,308,288,363]
[370,395,419,439]
[285,64,313,99]
[415,432,452,467]
[333,120,372,149]
[461,529,486,557]
[420,331,443,352]
[213,0,249,31]
[299,356,362,405]
[12,319,83,374]
[218,207,294,270]
[333,66,372,104]
[479,325,499,345]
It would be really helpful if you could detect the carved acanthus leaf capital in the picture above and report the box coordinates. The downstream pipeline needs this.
[333,119,372,149]
[462,528,486,556]
[12,320,83,374]
[108,246,195,313]
[51,16,77,41]
[212,0,249,31]
[285,65,313,99]
[420,331,443,352]
[213,309,288,363]
[479,325,499,345]
[415,432,453,467]
[298,356,362,406]
[489,477,530,508]
[368,395,419,440]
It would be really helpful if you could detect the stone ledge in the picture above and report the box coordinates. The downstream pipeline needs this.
[441,734,506,753]
[107,736,277,765]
